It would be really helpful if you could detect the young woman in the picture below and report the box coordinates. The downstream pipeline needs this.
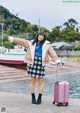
[8,32,61,105]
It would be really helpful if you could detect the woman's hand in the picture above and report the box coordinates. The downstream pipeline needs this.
[8,36,14,42]
[56,60,64,65]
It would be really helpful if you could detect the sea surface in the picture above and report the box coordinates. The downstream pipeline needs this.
[0,71,80,98]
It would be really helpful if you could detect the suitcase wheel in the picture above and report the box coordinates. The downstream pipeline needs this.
[65,102,68,106]
[57,103,62,106]
[53,101,55,104]
[57,102,68,106]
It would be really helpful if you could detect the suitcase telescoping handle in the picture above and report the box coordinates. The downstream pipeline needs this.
[55,62,64,82]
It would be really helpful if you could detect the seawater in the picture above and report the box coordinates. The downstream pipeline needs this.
[0,72,80,98]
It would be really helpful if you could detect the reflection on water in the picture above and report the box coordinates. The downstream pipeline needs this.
[0,72,80,98]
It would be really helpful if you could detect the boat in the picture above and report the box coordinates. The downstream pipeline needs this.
[0,47,27,70]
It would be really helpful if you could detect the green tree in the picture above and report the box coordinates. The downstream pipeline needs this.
[74,41,80,50]
[63,18,78,31]
[48,26,61,43]
[4,41,14,49]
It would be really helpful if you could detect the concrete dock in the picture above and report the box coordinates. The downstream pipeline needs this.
[0,92,80,113]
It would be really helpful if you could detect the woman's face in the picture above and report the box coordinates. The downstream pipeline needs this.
[38,35,44,42]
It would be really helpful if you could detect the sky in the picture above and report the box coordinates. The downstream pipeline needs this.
[0,0,80,31]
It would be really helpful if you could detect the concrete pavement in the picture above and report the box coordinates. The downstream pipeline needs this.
[0,92,80,113]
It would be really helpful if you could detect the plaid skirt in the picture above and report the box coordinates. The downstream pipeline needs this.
[27,56,45,77]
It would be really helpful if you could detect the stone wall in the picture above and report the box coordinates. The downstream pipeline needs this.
[55,50,80,56]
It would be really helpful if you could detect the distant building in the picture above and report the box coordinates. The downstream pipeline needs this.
[51,42,74,50]
[0,46,6,53]
[23,33,34,40]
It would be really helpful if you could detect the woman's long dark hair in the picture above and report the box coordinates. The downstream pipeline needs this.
[32,32,46,47]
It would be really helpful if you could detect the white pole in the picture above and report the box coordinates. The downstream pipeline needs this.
[38,18,40,33]
[1,23,4,50]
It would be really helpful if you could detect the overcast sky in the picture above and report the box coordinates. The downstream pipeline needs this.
[0,0,80,30]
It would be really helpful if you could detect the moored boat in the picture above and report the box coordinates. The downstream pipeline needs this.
[0,48,27,70]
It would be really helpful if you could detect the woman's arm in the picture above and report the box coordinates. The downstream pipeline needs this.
[8,36,29,48]
[48,46,61,64]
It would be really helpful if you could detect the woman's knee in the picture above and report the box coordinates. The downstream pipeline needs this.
[38,77,44,86]
[30,76,36,85]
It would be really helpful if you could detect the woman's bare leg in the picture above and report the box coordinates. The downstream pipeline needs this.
[36,77,44,104]
[38,77,44,94]
[30,76,36,93]
[30,76,36,104]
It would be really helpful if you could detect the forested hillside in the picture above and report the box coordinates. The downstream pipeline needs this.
[0,5,80,49]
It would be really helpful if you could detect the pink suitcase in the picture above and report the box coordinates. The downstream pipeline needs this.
[53,81,69,106]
